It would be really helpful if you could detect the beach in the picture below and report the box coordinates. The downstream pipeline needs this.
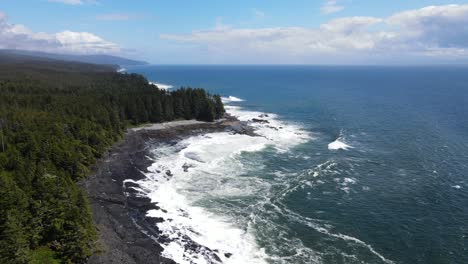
[82,116,253,264]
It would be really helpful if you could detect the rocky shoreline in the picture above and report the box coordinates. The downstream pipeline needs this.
[82,116,255,264]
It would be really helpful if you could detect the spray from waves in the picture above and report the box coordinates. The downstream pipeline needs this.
[328,139,352,150]
[149,81,174,90]
[221,96,245,103]
[123,94,387,263]
[125,96,312,263]
[225,105,310,152]
[328,131,353,150]
[141,135,270,264]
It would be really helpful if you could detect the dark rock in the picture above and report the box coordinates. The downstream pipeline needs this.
[252,118,269,124]
[225,253,233,258]
[213,253,222,262]
[125,187,142,195]
[145,217,165,225]
[126,197,159,211]
[82,131,176,264]
[124,181,140,189]
[158,235,172,244]
[82,117,256,264]
[182,163,193,172]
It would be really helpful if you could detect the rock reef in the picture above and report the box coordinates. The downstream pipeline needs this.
[82,116,252,264]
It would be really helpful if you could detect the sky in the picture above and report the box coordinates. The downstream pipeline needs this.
[1,0,468,64]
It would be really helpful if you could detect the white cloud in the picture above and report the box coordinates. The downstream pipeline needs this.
[55,31,120,53]
[321,0,344,15]
[0,12,120,54]
[160,4,468,63]
[386,4,468,51]
[320,17,382,33]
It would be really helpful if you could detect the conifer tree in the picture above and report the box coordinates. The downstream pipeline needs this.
[0,59,225,263]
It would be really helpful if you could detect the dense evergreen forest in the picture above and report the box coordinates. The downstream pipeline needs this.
[0,56,224,263]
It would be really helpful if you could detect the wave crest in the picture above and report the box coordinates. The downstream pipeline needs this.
[328,137,352,150]
[221,96,245,103]
[126,95,312,263]
[149,81,173,90]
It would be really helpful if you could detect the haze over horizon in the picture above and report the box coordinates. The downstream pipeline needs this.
[1,0,468,64]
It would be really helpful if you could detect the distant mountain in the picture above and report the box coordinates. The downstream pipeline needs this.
[0,50,118,73]
[0,49,148,66]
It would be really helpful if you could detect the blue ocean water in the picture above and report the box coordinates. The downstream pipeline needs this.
[126,65,468,264]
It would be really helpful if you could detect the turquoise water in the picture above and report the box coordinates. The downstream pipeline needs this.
[127,65,468,264]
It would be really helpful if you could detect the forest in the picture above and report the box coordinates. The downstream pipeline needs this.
[0,56,224,263]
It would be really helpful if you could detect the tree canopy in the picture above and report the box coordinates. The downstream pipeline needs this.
[0,58,224,263]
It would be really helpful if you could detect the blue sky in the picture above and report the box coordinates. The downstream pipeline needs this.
[1,0,468,64]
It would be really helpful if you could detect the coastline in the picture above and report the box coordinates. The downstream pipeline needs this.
[82,116,254,264]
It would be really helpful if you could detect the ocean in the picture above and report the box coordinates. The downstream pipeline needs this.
[125,65,468,264]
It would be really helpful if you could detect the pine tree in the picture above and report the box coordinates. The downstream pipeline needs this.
[0,59,226,263]
[213,95,225,119]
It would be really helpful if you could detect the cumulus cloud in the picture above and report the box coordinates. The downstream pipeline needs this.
[0,12,119,54]
[387,5,468,51]
[160,4,468,63]
[321,0,344,15]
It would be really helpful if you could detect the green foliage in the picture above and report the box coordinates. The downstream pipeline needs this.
[0,172,30,264]
[30,247,61,264]
[0,60,224,263]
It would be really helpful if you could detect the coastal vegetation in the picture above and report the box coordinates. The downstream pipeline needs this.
[0,57,224,263]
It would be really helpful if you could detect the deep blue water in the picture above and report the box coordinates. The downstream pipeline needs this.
[127,65,468,264]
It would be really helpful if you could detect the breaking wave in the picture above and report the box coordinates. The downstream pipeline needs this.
[149,81,174,90]
[221,96,245,103]
[123,97,310,263]
[122,97,391,264]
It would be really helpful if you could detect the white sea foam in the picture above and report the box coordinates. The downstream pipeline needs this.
[221,96,245,103]
[225,105,310,152]
[306,161,339,178]
[343,177,357,184]
[117,67,127,73]
[149,81,174,90]
[328,138,353,150]
[137,133,271,264]
[124,97,313,263]
[314,227,395,264]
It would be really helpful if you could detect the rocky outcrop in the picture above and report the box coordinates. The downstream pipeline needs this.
[82,118,249,264]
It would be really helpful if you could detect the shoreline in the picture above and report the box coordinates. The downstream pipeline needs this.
[131,119,222,132]
[82,116,254,264]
